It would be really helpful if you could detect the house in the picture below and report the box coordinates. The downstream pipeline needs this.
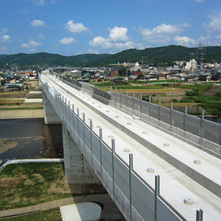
[184,74,198,83]
[158,74,167,81]
[109,71,118,78]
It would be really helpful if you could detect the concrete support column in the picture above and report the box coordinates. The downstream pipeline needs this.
[42,91,61,124]
[62,124,98,184]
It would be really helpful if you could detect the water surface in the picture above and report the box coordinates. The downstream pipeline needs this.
[0,118,63,159]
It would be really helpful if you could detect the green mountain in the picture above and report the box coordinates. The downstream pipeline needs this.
[1,45,221,68]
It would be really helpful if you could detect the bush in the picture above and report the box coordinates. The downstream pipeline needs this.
[215,92,221,98]
[185,91,196,96]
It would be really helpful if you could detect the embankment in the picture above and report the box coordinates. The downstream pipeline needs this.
[0,109,44,119]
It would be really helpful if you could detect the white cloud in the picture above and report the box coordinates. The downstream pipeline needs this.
[108,26,129,42]
[0,35,10,43]
[204,14,221,33]
[39,34,45,39]
[174,36,197,46]
[28,0,57,6]
[0,29,10,43]
[89,26,142,52]
[66,20,88,33]
[140,23,190,44]
[59,37,75,44]
[195,0,204,3]
[89,36,112,48]
[21,40,42,48]
[202,12,221,45]
[87,48,98,54]
[31,19,46,27]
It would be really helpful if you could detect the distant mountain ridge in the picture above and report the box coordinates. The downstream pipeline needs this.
[1,45,221,68]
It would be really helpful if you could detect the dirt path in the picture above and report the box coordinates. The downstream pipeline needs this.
[0,109,44,119]
[0,195,125,220]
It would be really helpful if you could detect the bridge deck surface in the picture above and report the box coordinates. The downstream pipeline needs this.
[43,73,221,220]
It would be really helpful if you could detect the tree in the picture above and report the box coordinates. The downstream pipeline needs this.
[118,66,127,76]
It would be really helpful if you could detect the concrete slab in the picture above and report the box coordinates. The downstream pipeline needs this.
[25,98,43,103]
[29,91,42,94]
[59,202,102,221]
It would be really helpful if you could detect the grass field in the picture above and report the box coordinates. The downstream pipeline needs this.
[0,208,61,221]
[0,163,105,211]
[0,163,71,211]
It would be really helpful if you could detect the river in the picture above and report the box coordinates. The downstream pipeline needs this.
[0,118,63,159]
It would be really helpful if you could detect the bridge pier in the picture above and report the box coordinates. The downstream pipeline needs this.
[42,91,61,124]
[62,125,99,184]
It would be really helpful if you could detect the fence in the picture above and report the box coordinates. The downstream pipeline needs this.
[50,71,221,157]
[110,89,221,157]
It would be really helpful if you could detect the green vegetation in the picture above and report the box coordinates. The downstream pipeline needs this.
[175,85,221,116]
[0,106,43,110]
[93,80,184,91]
[0,163,72,211]
[93,81,221,116]
[0,208,61,221]
[179,84,212,93]
[1,45,221,68]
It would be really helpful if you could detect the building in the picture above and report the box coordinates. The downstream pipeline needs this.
[185,59,197,71]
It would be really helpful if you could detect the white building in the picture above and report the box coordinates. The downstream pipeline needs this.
[185,59,197,71]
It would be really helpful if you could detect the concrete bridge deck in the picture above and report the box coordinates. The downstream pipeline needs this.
[41,72,221,220]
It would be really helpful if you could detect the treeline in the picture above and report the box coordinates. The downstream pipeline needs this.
[1,45,221,68]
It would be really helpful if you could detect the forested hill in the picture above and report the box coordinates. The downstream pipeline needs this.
[1,45,221,68]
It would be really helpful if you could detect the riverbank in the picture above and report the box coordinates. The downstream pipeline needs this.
[0,161,125,220]
[0,109,44,119]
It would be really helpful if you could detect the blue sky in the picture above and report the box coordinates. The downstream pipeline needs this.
[0,0,221,55]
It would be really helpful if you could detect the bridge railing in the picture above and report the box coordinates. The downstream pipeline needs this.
[40,76,186,221]
[49,71,220,156]
[110,89,221,157]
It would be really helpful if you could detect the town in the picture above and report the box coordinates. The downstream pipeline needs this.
[1,57,221,91]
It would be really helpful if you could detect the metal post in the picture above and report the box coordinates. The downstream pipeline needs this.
[77,108,80,146]
[120,89,122,108]
[72,104,75,132]
[155,175,160,221]
[158,98,161,121]
[133,92,135,113]
[111,139,115,198]
[184,105,187,131]
[200,109,205,138]
[140,94,143,114]
[149,96,151,117]
[196,209,203,221]
[68,101,71,129]
[99,128,103,178]
[90,120,93,166]
[129,154,133,221]
[82,113,86,154]
[115,87,117,107]
[170,102,173,125]
[126,90,128,107]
